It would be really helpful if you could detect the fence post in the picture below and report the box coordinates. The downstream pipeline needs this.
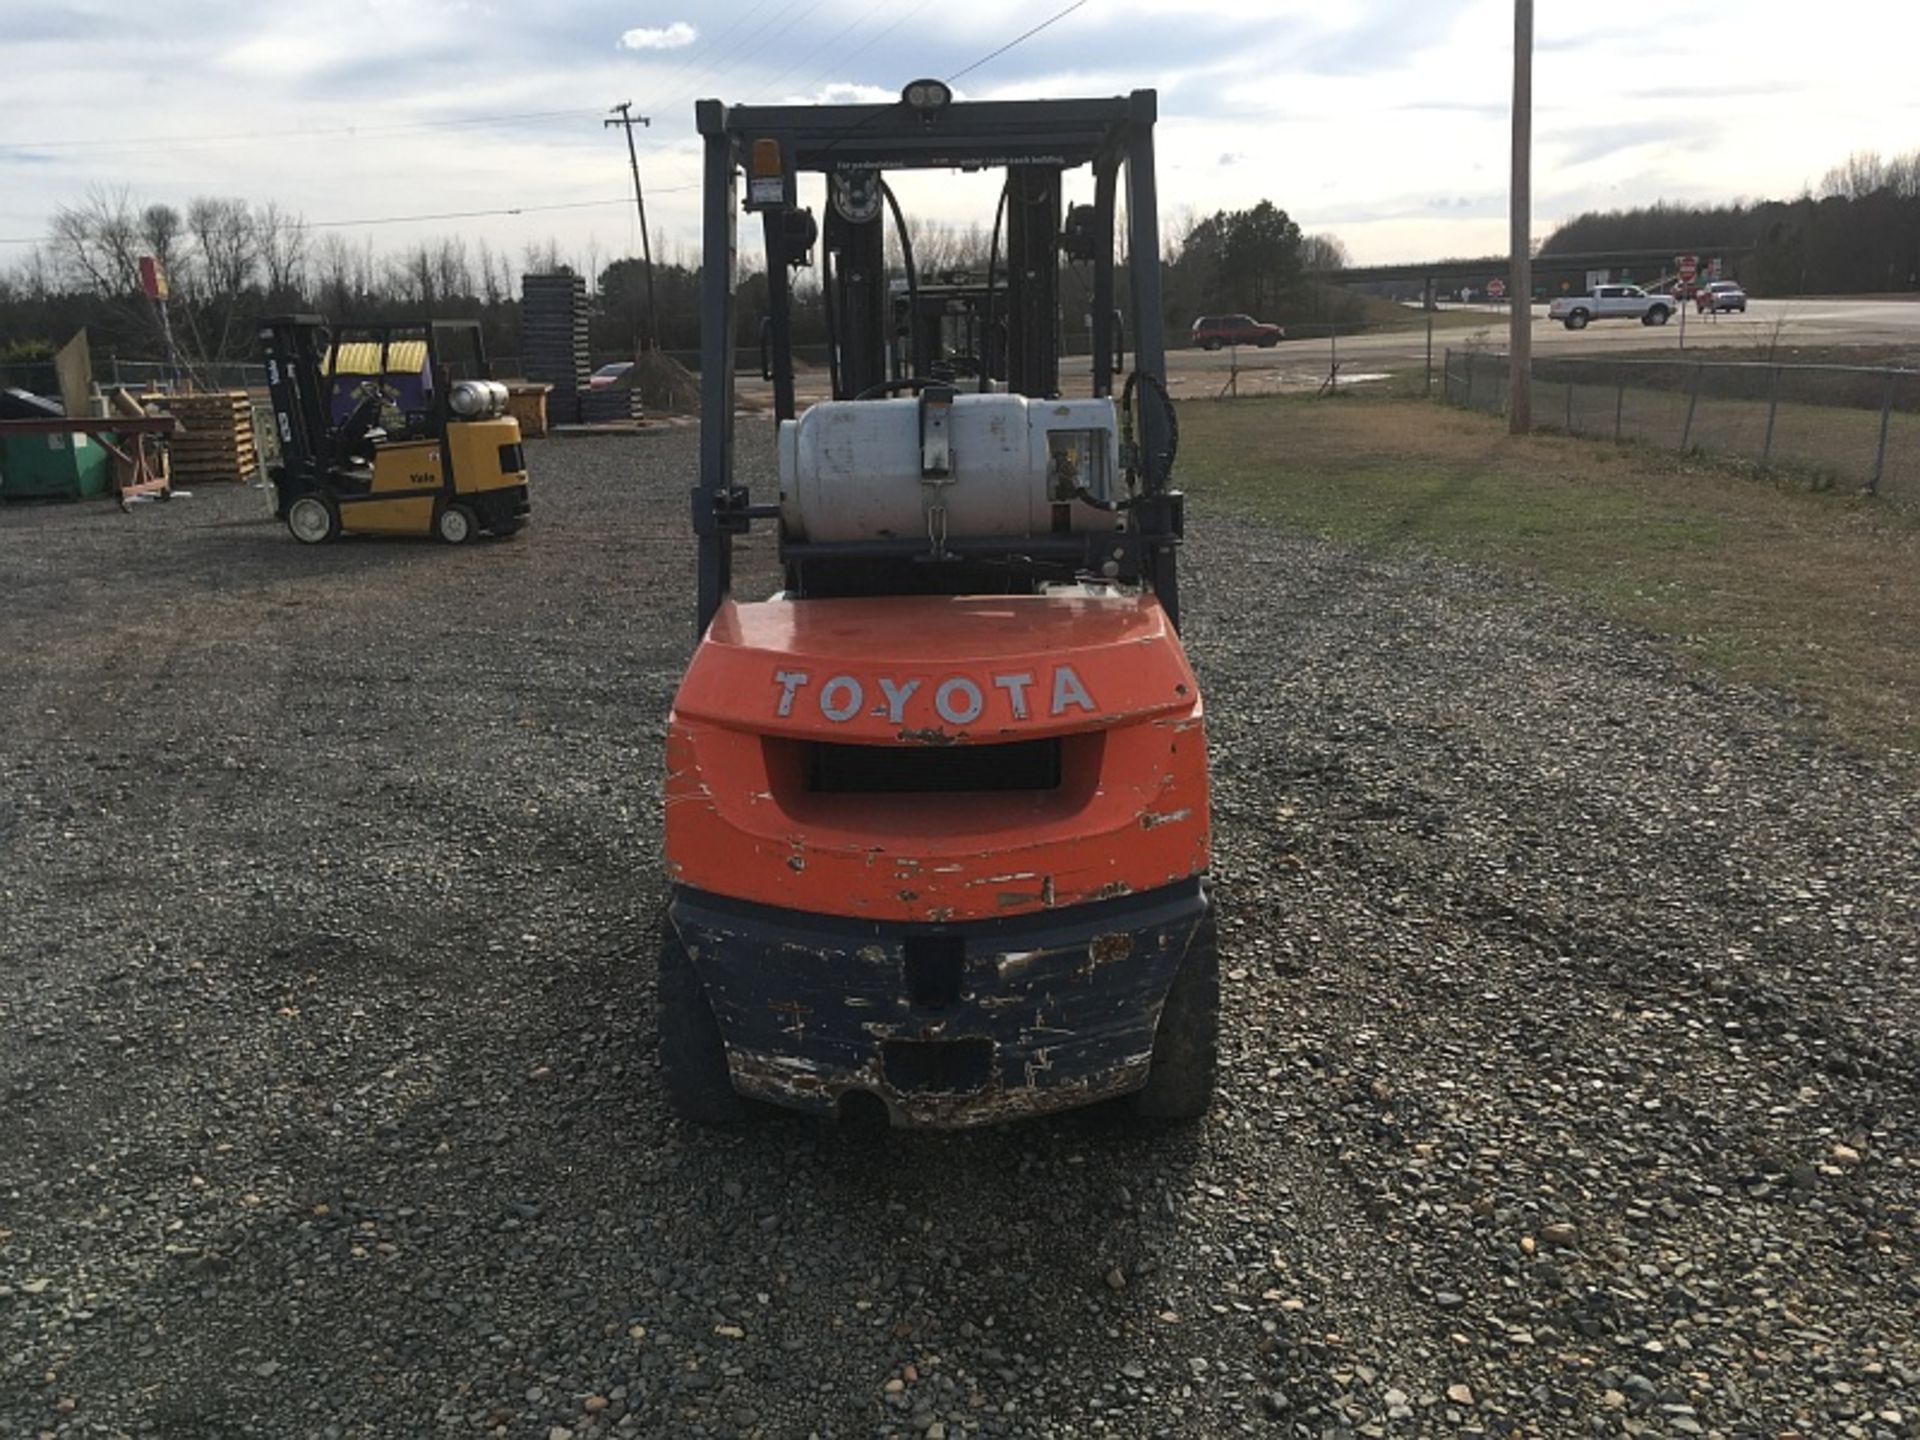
[1614,375,1624,444]
[1442,347,1452,403]
[1465,351,1475,409]
[1425,307,1434,397]
[1329,326,1338,391]
[1681,363,1703,453]
[1869,371,1896,495]
[1762,364,1779,466]
[1564,372,1573,433]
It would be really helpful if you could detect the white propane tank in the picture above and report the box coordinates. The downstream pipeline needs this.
[778,393,1123,543]
[449,379,508,419]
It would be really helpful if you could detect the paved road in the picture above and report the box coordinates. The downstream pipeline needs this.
[744,298,1920,406]
[1165,297,1920,395]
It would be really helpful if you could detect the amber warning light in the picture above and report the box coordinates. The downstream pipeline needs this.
[747,138,787,208]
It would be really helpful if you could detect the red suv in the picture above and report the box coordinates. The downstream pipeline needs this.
[1190,314,1284,349]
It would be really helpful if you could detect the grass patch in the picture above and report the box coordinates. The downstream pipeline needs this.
[1180,393,1920,753]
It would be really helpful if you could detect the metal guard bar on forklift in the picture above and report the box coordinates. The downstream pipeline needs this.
[670,878,1208,1127]
[690,87,1175,636]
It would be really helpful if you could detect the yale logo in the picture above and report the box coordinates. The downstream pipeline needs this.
[772,667,1096,725]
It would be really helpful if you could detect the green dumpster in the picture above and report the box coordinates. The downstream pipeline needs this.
[0,430,113,500]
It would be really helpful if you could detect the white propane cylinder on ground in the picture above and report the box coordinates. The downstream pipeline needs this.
[778,393,1123,543]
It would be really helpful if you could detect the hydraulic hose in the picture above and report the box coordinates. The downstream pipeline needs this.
[980,179,1010,393]
[880,180,918,385]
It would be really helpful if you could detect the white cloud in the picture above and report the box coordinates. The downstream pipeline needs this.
[618,21,696,51]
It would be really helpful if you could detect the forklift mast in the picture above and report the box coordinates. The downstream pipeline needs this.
[691,88,1176,635]
[258,314,334,484]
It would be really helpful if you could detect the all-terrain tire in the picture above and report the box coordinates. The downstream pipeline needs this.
[658,920,747,1123]
[1129,905,1219,1120]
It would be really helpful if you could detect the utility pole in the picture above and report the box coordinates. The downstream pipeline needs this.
[1509,0,1533,434]
[605,100,659,350]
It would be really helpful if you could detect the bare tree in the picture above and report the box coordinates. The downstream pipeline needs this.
[522,238,565,275]
[1820,151,1890,200]
[1298,232,1352,273]
[257,201,310,301]
[49,185,143,296]
[140,204,188,290]
[187,198,260,298]
[395,243,435,307]
[477,238,504,307]
[185,196,263,361]
[313,232,357,317]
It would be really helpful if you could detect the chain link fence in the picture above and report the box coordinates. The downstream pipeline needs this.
[0,358,267,396]
[1442,350,1920,502]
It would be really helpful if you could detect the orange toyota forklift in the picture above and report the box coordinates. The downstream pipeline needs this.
[660,84,1213,1127]
[258,316,529,544]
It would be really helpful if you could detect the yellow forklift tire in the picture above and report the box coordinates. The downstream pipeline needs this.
[435,504,478,545]
[286,495,339,544]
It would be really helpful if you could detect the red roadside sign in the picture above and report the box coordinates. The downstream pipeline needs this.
[1487,278,1507,299]
[1677,254,1698,282]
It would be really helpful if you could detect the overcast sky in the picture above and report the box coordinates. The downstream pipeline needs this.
[4,0,1918,274]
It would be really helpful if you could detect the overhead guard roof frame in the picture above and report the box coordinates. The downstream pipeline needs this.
[695,92,1153,172]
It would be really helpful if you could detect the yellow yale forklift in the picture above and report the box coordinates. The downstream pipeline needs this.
[258,316,530,544]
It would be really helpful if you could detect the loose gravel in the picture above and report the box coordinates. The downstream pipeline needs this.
[2,420,1916,1440]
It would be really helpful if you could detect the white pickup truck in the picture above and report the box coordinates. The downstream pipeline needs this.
[1547,284,1675,330]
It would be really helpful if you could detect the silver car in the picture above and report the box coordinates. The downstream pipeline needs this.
[1695,281,1748,314]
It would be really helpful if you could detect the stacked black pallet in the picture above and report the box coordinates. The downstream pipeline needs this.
[520,272,588,426]
[576,384,643,424]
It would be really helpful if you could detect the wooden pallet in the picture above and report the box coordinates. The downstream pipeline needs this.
[142,391,259,482]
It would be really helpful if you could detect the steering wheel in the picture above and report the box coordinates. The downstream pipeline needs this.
[853,376,942,400]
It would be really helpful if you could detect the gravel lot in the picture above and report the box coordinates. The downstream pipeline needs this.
[2,419,1916,1440]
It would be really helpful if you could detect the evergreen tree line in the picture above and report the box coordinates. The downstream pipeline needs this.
[1542,148,1920,294]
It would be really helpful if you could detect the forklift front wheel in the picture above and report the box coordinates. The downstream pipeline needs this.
[1128,906,1219,1121]
[286,495,339,544]
[436,504,477,545]
[658,920,748,1124]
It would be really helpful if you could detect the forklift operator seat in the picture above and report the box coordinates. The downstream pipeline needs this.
[330,392,387,472]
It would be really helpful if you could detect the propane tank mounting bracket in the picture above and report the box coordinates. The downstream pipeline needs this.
[918,384,955,478]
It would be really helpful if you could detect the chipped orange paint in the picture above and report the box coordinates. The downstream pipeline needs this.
[666,593,1209,923]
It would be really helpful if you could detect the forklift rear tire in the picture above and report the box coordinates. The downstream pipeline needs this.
[658,922,748,1124]
[436,504,477,545]
[1129,907,1219,1121]
[286,495,338,544]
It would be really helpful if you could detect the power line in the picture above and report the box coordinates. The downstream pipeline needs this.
[0,107,602,153]
[617,0,783,132]
[758,0,936,103]
[0,188,702,247]
[946,0,1091,84]
[638,0,833,144]
[785,0,937,101]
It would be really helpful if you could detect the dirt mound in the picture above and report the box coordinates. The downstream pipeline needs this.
[630,349,700,415]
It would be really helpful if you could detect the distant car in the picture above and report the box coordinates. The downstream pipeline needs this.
[588,361,635,390]
[1695,280,1748,314]
[1190,314,1284,350]
[1546,285,1674,330]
